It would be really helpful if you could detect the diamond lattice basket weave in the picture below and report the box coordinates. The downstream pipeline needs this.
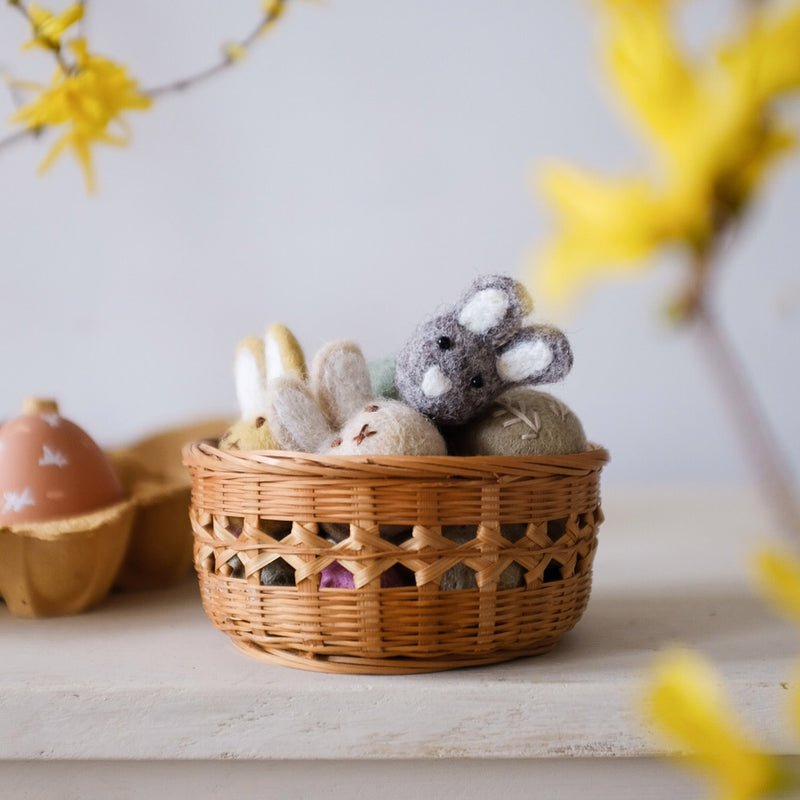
[183,441,610,674]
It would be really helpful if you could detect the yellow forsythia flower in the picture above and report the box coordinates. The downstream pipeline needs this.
[10,38,151,192]
[23,2,83,51]
[536,162,695,299]
[534,0,800,304]
[643,648,789,800]
[719,5,800,102]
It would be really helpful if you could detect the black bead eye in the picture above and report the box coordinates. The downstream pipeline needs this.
[437,336,452,350]
[470,375,484,389]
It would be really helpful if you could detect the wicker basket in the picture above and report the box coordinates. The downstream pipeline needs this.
[183,441,609,674]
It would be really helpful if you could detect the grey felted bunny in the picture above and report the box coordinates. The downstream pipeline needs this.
[266,340,448,458]
[395,275,574,426]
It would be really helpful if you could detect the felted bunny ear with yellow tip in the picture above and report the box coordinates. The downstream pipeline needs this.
[218,322,307,452]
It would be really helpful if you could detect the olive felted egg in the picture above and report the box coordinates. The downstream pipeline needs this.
[0,398,124,526]
[446,388,587,457]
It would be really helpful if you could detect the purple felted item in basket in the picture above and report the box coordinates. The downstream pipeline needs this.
[320,561,406,589]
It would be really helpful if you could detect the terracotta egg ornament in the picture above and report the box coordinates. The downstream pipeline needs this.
[0,398,134,618]
[0,398,124,526]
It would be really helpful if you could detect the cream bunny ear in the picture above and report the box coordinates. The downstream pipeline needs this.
[264,323,307,384]
[234,337,268,419]
[265,375,335,453]
[311,341,374,427]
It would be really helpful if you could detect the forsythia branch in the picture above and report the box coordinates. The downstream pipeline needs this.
[0,0,304,188]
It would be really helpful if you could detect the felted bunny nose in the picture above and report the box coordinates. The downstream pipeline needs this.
[421,365,452,397]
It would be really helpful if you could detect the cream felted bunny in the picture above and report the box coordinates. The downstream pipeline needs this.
[266,340,447,457]
[218,323,307,452]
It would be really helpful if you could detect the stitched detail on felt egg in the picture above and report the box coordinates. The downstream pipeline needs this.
[494,401,542,440]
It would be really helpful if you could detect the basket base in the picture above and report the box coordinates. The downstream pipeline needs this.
[230,636,562,675]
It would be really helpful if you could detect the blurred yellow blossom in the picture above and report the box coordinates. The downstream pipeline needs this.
[534,0,800,307]
[752,547,800,743]
[10,38,151,191]
[643,648,790,800]
[753,547,800,626]
[22,2,83,51]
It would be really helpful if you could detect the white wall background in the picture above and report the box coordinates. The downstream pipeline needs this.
[0,0,797,486]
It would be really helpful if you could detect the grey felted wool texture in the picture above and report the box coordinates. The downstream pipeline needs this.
[447,387,587,457]
[439,525,525,591]
[321,522,414,545]
[265,340,447,458]
[395,274,575,426]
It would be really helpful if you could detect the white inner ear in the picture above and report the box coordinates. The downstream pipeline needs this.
[496,339,553,383]
[421,365,452,397]
[264,331,285,383]
[458,288,510,334]
[235,348,267,418]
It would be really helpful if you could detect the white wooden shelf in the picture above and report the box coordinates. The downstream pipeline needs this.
[1,487,796,798]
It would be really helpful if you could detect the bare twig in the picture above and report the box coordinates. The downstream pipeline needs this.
[143,4,287,99]
[0,126,42,154]
[690,248,800,539]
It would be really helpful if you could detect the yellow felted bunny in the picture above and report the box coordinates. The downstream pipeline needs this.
[218,322,307,452]
[217,323,307,585]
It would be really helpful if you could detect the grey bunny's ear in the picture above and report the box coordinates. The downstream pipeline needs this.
[496,325,573,387]
[454,275,533,346]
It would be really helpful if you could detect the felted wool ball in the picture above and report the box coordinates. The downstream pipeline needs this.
[447,388,587,457]
[321,522,412,544]
[319,560,408,589]
[438,525,524,591]
[260,560,296,586]
[223,555,295,585]
[368,357,399,399]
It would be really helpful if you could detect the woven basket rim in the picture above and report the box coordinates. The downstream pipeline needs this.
[183,440,610,479]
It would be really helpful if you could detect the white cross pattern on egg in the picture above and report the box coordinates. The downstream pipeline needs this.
[2,488,36,514]
[39,445,69,467]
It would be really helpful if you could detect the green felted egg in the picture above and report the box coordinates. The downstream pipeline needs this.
[368,357,399,399]
[447,388,587,457]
